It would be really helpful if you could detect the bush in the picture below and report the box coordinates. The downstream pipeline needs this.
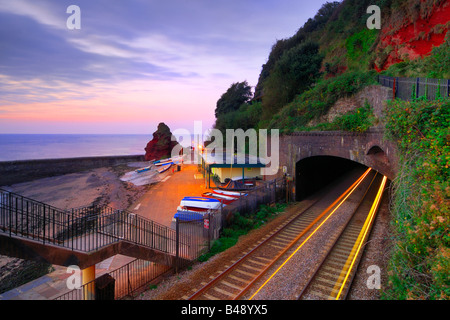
[333,102,374,132]
[383,97,450,299]
[266,70,377,132]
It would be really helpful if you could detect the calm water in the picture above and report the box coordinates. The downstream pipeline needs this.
[0,134,152,161]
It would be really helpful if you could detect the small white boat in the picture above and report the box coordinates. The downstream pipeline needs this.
[179,197,221,211]
[135,166,152,173]
[155,159,173,166]
[157,163,172,173]
[212,189,245,197]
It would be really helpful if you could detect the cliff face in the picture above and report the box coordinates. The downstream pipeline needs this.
[254,0,450,99]
[374,0,450,71]
[144,123,179,161]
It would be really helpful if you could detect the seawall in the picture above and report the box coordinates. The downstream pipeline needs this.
[0,154,145,186]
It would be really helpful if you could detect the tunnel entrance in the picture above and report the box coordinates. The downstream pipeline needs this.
[295,156,366,201]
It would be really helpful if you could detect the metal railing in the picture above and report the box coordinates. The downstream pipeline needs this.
[378,75,450,101]
[221,177,287,227]
[54,258,172,300]
[0,188,191,258]
[2,176,287,300]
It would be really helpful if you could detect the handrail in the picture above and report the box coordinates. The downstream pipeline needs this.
[0,188,181,255]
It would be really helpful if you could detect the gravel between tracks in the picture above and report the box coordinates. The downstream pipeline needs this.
[136,189,392,300]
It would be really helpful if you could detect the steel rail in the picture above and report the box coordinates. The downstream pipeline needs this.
[296,172,381,300]
[188,168,372,300]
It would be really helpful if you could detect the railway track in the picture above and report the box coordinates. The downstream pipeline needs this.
[188,167,379,300]
[297,173,387,300]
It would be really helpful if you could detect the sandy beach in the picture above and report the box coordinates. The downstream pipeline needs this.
[0,160,159,295]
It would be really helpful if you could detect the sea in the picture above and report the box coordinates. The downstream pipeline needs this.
[0,134,153,162]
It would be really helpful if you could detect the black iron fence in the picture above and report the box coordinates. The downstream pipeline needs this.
[54,214,213,300]
[378,75,450,101]
[54,258,172,300]
[174,211,220,269]
[0,188,188,257]
[221,177,287,227]
[1,176,287,300]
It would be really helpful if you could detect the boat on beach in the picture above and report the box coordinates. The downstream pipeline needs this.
[179,196,221,211]
[173,196,222,221]
[157,163,172,173]
[155,160,173,166]
[135,165,152,173]
[218,178,255,191]
[173,210,204,221]
[202,192,236,204]
[212,189,246,198]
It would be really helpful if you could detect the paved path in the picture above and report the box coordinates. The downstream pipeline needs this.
[0,164,208,300]
[129,164,209,227]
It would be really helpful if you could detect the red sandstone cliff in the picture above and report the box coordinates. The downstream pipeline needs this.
[144,123,179,161]
[374,0,450,71]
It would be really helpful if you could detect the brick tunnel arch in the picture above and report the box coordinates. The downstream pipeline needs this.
[276,131,398,201]
[295,155,368,201]
[367,145,384,155]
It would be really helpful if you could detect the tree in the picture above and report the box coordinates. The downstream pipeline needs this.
[214,81,253,118]
[262,41,323,119]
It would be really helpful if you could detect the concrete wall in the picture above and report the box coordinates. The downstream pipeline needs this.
[0,154,145,186]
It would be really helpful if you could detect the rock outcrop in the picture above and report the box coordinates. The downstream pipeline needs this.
[144,123,179,161]
[374,1,450,71]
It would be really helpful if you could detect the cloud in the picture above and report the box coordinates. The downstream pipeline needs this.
[0,0,66,30]
[0,0,331,133]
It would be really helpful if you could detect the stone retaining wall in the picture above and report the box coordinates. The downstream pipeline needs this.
[0,155,145,186]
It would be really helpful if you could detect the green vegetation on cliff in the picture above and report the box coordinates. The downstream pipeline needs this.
[211,0,450,301]
[214,0,449,136]
[384,97,449,299]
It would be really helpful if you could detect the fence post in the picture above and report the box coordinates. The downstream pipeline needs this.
[207,213,211,251]
[392,77,396,99]
[447,79,450,98]
[416,77,419,100]
[43,205,45,245]
[9,194,12,237]
[175,217,179,274]
[71,210,74,250]
[127,263,131,296]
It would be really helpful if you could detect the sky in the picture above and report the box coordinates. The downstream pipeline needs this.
[0,0,330,134]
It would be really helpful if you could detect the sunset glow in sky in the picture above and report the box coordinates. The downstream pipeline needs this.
[0,0,329,134]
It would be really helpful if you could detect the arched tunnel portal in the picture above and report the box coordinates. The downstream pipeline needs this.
[296,156,370,201]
